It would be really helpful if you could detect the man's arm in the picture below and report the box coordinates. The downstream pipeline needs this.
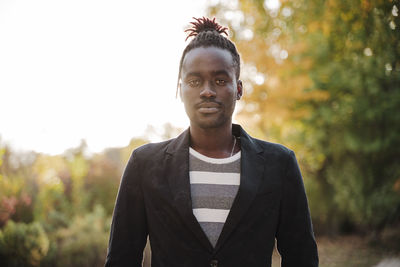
[105,150,148,267]
[276,150,319,267]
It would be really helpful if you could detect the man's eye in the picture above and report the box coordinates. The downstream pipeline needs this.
[188,80,201,87]
[215,79,226,86]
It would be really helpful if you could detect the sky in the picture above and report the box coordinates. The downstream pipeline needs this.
[0,0,213,155]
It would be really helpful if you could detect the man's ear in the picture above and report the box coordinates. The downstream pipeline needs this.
[236,80,243,100]
[178,82,183,101]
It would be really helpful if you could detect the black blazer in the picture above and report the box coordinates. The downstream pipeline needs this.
[105,124,318,267]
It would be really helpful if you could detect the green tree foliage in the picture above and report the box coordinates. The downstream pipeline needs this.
[43,205,110,267]
[85,137,148,215]
[86,149,124,215]
[300,0,400,231]
[32,154,71,230]
[208,0,400,231]
[0,130,159,265]
[0,221,49,267]
[0,147,35,227]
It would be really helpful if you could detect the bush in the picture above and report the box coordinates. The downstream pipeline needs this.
[50,205,110,267]
[0,221,49,267]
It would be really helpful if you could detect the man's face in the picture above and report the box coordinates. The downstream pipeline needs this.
[180,46,242,130]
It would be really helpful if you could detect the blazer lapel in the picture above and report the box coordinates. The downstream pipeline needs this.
[165,129,214,252]
[214,125,265,252]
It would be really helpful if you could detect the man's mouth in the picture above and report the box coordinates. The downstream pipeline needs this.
[198,107,219,113]
[196,102,221,114]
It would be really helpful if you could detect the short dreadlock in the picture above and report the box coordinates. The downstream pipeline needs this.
[177,17,241,96]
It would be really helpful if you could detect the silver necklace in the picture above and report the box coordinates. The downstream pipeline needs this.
[230,136,236,157]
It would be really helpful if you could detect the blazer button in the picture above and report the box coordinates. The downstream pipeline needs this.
[210,259,218,267]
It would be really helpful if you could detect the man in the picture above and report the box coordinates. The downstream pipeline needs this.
[105,17,318,267]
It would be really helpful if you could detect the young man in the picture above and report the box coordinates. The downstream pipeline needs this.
[105,17,318,267]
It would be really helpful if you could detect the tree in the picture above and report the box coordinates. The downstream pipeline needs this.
[208,0,400,232]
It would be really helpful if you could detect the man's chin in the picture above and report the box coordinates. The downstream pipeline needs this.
[192,119,229,130]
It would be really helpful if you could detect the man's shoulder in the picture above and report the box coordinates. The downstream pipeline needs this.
[247,134,293,159]
[254,137,291,152]
[236,124,293,158]
[132,138,174,158]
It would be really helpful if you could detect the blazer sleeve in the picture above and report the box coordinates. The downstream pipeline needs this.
[105,150,148,267]
[276,150,319,267]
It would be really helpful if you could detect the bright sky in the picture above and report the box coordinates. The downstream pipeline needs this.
[0,0,212,155]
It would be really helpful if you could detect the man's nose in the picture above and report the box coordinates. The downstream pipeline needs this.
[200,81,216,98]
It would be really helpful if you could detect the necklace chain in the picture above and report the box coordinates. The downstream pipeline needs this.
[230,136,236,157]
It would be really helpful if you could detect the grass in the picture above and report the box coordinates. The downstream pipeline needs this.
[272,235,400,267]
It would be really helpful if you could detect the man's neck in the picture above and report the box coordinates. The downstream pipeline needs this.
[189,123,236,158]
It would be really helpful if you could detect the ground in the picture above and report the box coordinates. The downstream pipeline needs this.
[271,235,400,267]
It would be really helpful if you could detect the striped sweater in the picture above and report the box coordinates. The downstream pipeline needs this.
[189,147,241,247]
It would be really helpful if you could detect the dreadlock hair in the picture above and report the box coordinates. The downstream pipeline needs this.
[176,17,241,97]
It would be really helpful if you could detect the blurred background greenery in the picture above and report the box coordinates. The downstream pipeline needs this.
[1,0,399,266]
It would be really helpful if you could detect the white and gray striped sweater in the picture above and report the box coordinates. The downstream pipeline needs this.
[189,148,241,247]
